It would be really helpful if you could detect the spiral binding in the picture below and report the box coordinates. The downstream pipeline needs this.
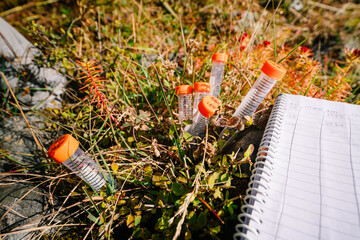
[233,94,288,240]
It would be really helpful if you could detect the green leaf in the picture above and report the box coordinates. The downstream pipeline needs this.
[100,212,105,224]
[218,139,227,149]
[169,125,175,137]
[195,164,206,174]
[99,225,106,234]
[117,200,127,205]
[182,132,194,142]
[244,116,253,126]
[134,215,141,227]
[152,173,166,183]
[182,120,193,126]
[220,173,229,182]
[155,216,170,231]
[210,225,221,234]
[137,150,149,157]
[159,190,170,202]
[225,178,231,187]
[127,214,135,228]
[208,172,219,189]
[187,211,197,225]
[144,166,153,174]
[197,210,208,227]
[244,144,254,158]
[214,187,224,200]
[228,205,234,215]
[119,206,130,215]
[157,199,164,207]
[87,213,99,223]
[176,176,187,184]
[132,226,142,237]
[172,182,188,196]
[222,155,228,166]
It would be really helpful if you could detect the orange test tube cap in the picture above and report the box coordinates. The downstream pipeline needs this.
[212,53,228,63]
[261,60,287,81]
[48,134,79,163]
[194,82,211,93]
[198,95,221,118]
[176,85,193,95]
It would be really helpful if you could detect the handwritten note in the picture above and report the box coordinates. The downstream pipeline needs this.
[243,94,360,240]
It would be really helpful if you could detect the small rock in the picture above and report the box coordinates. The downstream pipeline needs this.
[0,113,48,172]
[234,11,258,31]
[140,52,178,68]
[140,53,158,68]
[0,17,66,110]
[0,184,57,240]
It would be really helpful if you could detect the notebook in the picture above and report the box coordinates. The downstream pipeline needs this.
[234,94,360,240]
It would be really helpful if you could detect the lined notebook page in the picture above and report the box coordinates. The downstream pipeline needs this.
[246,94,360,240]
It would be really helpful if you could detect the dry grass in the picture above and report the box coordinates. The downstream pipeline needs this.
[0,0,359,239]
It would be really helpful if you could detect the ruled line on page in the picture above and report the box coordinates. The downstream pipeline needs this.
[271,162,360,190]
[262,192,359,224]
[239,95,360,240]
[273,105,303,240]
[259,211,360,239]
[318,112,325,239]
[264,185,358,215]
[271,167,359,197]
[348,115,360,229]
[276,150,360,172]
[270,97,360,240]
[261,203,360,232]
[280,129,360,149]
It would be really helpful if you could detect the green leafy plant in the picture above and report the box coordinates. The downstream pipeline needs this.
[1,1,359,239]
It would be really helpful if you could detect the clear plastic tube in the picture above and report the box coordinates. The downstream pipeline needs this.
[62,148,108,192]
[193,92,206,113]
[186,95,221,138]
[187,111,208,138]
[209,60,226,98]
[178,94,192,122]
[176,85,193,123]
[193,82,210,115]
[220,60,286,140]
[232,72,277,118]
[48,134,116,192]
[209,53,228,98]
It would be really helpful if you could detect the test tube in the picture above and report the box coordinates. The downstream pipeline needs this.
[48,134,110,192]
[209,53,228,98]
[176,85,193,123]
[187,95,221,138]
[232,60,286,118]
[193,82,211,115]
[220,60,286,139]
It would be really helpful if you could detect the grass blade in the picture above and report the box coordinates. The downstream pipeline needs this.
[277,34,311,64]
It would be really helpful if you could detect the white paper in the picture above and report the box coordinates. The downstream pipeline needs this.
[244,94,360,240]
